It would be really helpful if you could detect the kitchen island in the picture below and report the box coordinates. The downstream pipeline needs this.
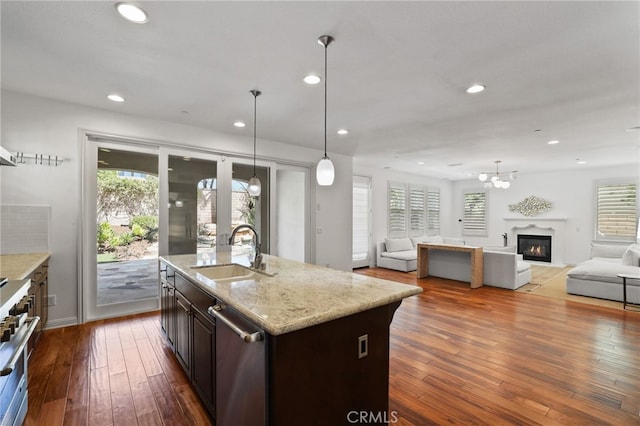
[159,251,421,426]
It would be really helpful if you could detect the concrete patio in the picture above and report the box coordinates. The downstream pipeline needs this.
[97,258,158,305]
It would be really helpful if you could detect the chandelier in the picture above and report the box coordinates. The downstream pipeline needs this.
[478,160,517,189]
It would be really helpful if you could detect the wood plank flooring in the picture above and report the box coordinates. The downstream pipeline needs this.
[25,269,640,425]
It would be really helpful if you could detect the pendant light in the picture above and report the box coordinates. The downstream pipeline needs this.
[316,35,335,186]
[247,89,262,196]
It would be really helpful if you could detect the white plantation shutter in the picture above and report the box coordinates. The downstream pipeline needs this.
[388,183,407,237]
[427,189,440,232]
[463,191,487,236]
[353,176,371,266]
[596,182,637,240]
[409,186,426,236]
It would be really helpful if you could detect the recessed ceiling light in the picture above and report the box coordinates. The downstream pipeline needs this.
[625,126,640,132]
[107,94,125,102]
[417,161,425,165]
[548,140,559,145]
[115,2,148,24]
[466,84,485,94]
[233,121,246,128]
[577,159,586,164]
[304,74,321,85]
[337,129,348,135]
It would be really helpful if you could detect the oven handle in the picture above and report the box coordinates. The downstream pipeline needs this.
[1,316,40,377]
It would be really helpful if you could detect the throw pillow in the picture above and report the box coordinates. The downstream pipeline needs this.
[410,236,426,247]
[622,244,640,266]
[384,237,413,253]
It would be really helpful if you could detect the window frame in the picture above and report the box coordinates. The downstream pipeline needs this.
[594,178,638,242]
[387,182,441,238]
[462,189,488,237]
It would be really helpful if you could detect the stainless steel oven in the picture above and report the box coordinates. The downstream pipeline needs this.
[0,278,40,426]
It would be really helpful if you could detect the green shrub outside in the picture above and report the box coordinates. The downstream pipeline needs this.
[131,215,158,231]
[97,222,114,245]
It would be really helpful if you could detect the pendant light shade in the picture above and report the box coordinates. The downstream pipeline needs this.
[316,157,335,186]
[316,35,335,186]
[248,176,261,196]
[248,89,262,197]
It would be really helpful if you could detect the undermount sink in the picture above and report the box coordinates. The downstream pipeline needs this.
[191,264,271,282]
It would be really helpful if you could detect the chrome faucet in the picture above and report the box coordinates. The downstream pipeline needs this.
[228,224,263,269]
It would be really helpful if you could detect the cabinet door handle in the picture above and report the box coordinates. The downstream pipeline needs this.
[208,305,263,343]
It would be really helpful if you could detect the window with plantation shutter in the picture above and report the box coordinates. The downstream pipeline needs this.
[409,186,426,236]
[463,191,487,236]
[595,181,638,240]
[388,183,407,238]
[427,190,440,232]
[353,176,371,267]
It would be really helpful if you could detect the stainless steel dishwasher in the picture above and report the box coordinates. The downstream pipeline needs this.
[208,304,266,426]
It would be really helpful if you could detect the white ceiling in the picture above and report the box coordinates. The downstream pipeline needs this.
[2,1,639,180]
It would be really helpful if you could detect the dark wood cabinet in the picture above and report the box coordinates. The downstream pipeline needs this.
[27,259,48,357]
[174,290,191,375]
[160,263,217,420]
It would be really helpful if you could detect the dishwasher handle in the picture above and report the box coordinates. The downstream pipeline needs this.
[208,305,264,343]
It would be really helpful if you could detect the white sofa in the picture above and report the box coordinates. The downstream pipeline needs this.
[377,238,531,289]
[566,243,640,303]
[376,235,464,272]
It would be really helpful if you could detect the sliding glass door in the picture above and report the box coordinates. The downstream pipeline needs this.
[83,137,275,322]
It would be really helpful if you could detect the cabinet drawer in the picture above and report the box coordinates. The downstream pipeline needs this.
[175,273,216,315]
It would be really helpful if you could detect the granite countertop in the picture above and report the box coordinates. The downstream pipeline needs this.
[161,251,422,336]
[0,253,50,280]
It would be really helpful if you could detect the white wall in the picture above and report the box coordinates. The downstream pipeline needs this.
[0,90,353,326]
[352,164,454,265]
[451,165,640,265]
[276,169,306,262]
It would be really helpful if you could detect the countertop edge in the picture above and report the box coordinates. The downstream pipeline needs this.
[0,252,51,280]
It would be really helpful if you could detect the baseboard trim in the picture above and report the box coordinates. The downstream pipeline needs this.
[44,317,79,330]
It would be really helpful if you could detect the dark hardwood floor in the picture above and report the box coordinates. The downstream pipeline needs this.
[25,269,640,425]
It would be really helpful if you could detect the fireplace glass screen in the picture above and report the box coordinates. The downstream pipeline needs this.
[517,234,552,262]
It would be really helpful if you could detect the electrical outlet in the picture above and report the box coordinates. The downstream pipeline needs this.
[358,334,368,359]
[47,295,56,306]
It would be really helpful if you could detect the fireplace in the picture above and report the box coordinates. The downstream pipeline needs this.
[517,234,552,262]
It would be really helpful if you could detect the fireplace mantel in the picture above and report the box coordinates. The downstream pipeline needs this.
[503,218,567,265]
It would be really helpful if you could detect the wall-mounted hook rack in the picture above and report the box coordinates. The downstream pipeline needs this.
[13,152,65,166]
